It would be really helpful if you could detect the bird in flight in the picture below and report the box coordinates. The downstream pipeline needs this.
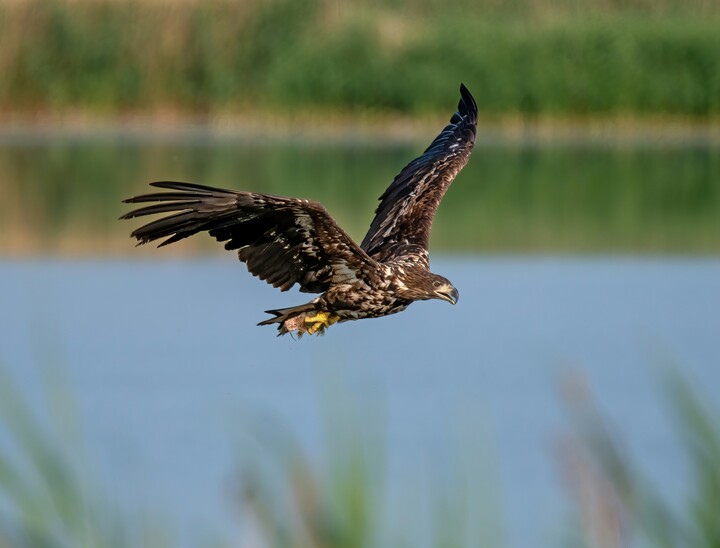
[122,84,477,336]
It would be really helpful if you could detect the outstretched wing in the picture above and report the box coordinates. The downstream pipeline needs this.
[122,182,376,293]
[360,84,477,264]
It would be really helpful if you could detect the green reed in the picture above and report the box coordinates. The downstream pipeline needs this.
[559,371,720,547]
[1,0,719,118]
[1,359,718,546]
[0,364,174,547]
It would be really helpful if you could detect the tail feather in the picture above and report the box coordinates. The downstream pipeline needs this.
[258,303,318,337]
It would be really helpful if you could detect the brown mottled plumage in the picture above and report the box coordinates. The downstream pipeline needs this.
[121,84,477,336]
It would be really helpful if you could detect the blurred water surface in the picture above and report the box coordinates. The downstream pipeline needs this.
[1,258,718,546]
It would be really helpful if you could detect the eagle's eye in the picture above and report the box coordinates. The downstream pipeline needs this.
[433,280,441,288]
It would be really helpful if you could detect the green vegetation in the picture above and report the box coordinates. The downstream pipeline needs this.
[234,382,502,548]
[559,373,720,547]
[1,0,719,118]
[1,361,718,547]
[0,365,173,547]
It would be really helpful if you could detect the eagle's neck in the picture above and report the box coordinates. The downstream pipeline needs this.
[386,259,433,302]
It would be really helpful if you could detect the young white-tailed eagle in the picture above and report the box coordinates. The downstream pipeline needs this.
[122,84,477,336]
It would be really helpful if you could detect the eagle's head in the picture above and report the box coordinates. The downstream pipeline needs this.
[396,269,459,305]
[428,274,459,305]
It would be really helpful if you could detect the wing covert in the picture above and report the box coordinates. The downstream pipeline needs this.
[122,182,376,293]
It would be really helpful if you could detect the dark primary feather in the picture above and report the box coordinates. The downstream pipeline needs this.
[361,83,478,263]
[121,182,376,293]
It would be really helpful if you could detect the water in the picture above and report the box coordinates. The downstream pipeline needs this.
[1,258,719,546]
[0,134,718,544]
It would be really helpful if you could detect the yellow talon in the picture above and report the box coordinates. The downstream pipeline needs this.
[304,311,340,335]
[305,311,331,324]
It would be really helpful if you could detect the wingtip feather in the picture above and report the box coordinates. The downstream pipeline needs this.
[458,83,478,122]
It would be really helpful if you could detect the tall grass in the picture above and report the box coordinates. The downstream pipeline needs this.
[1,361,718,546]
[558,372,720,547]
[1,0,719,118]
[0,365,173,547]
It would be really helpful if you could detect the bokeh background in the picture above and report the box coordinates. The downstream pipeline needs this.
[1,0,719,547]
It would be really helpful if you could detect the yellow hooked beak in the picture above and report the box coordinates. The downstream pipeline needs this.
[435,285,459,305]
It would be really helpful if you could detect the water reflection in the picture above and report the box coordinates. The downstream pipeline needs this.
[1,136,718,255]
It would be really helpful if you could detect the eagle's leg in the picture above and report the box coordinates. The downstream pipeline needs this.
[304,311,340,335]
[258,305,339,336]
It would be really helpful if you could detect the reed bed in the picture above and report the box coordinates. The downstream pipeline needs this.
[1,0,719,118]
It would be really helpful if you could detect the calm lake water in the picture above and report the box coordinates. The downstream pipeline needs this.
[2,258,719,547]
[0,134,719,545]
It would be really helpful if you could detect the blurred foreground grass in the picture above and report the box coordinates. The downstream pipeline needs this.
[1,0,719,119]
[0,362,718,547]
[0,366,172,548]
[557,373,720,548]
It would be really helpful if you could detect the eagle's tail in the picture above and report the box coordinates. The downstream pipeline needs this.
[258,303,339,337]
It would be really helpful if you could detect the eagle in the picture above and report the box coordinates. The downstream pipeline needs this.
[122,84,477,336]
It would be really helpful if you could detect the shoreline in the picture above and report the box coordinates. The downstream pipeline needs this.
[2,112,720,147]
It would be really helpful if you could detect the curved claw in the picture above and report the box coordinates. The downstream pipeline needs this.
[304,311,340,335]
